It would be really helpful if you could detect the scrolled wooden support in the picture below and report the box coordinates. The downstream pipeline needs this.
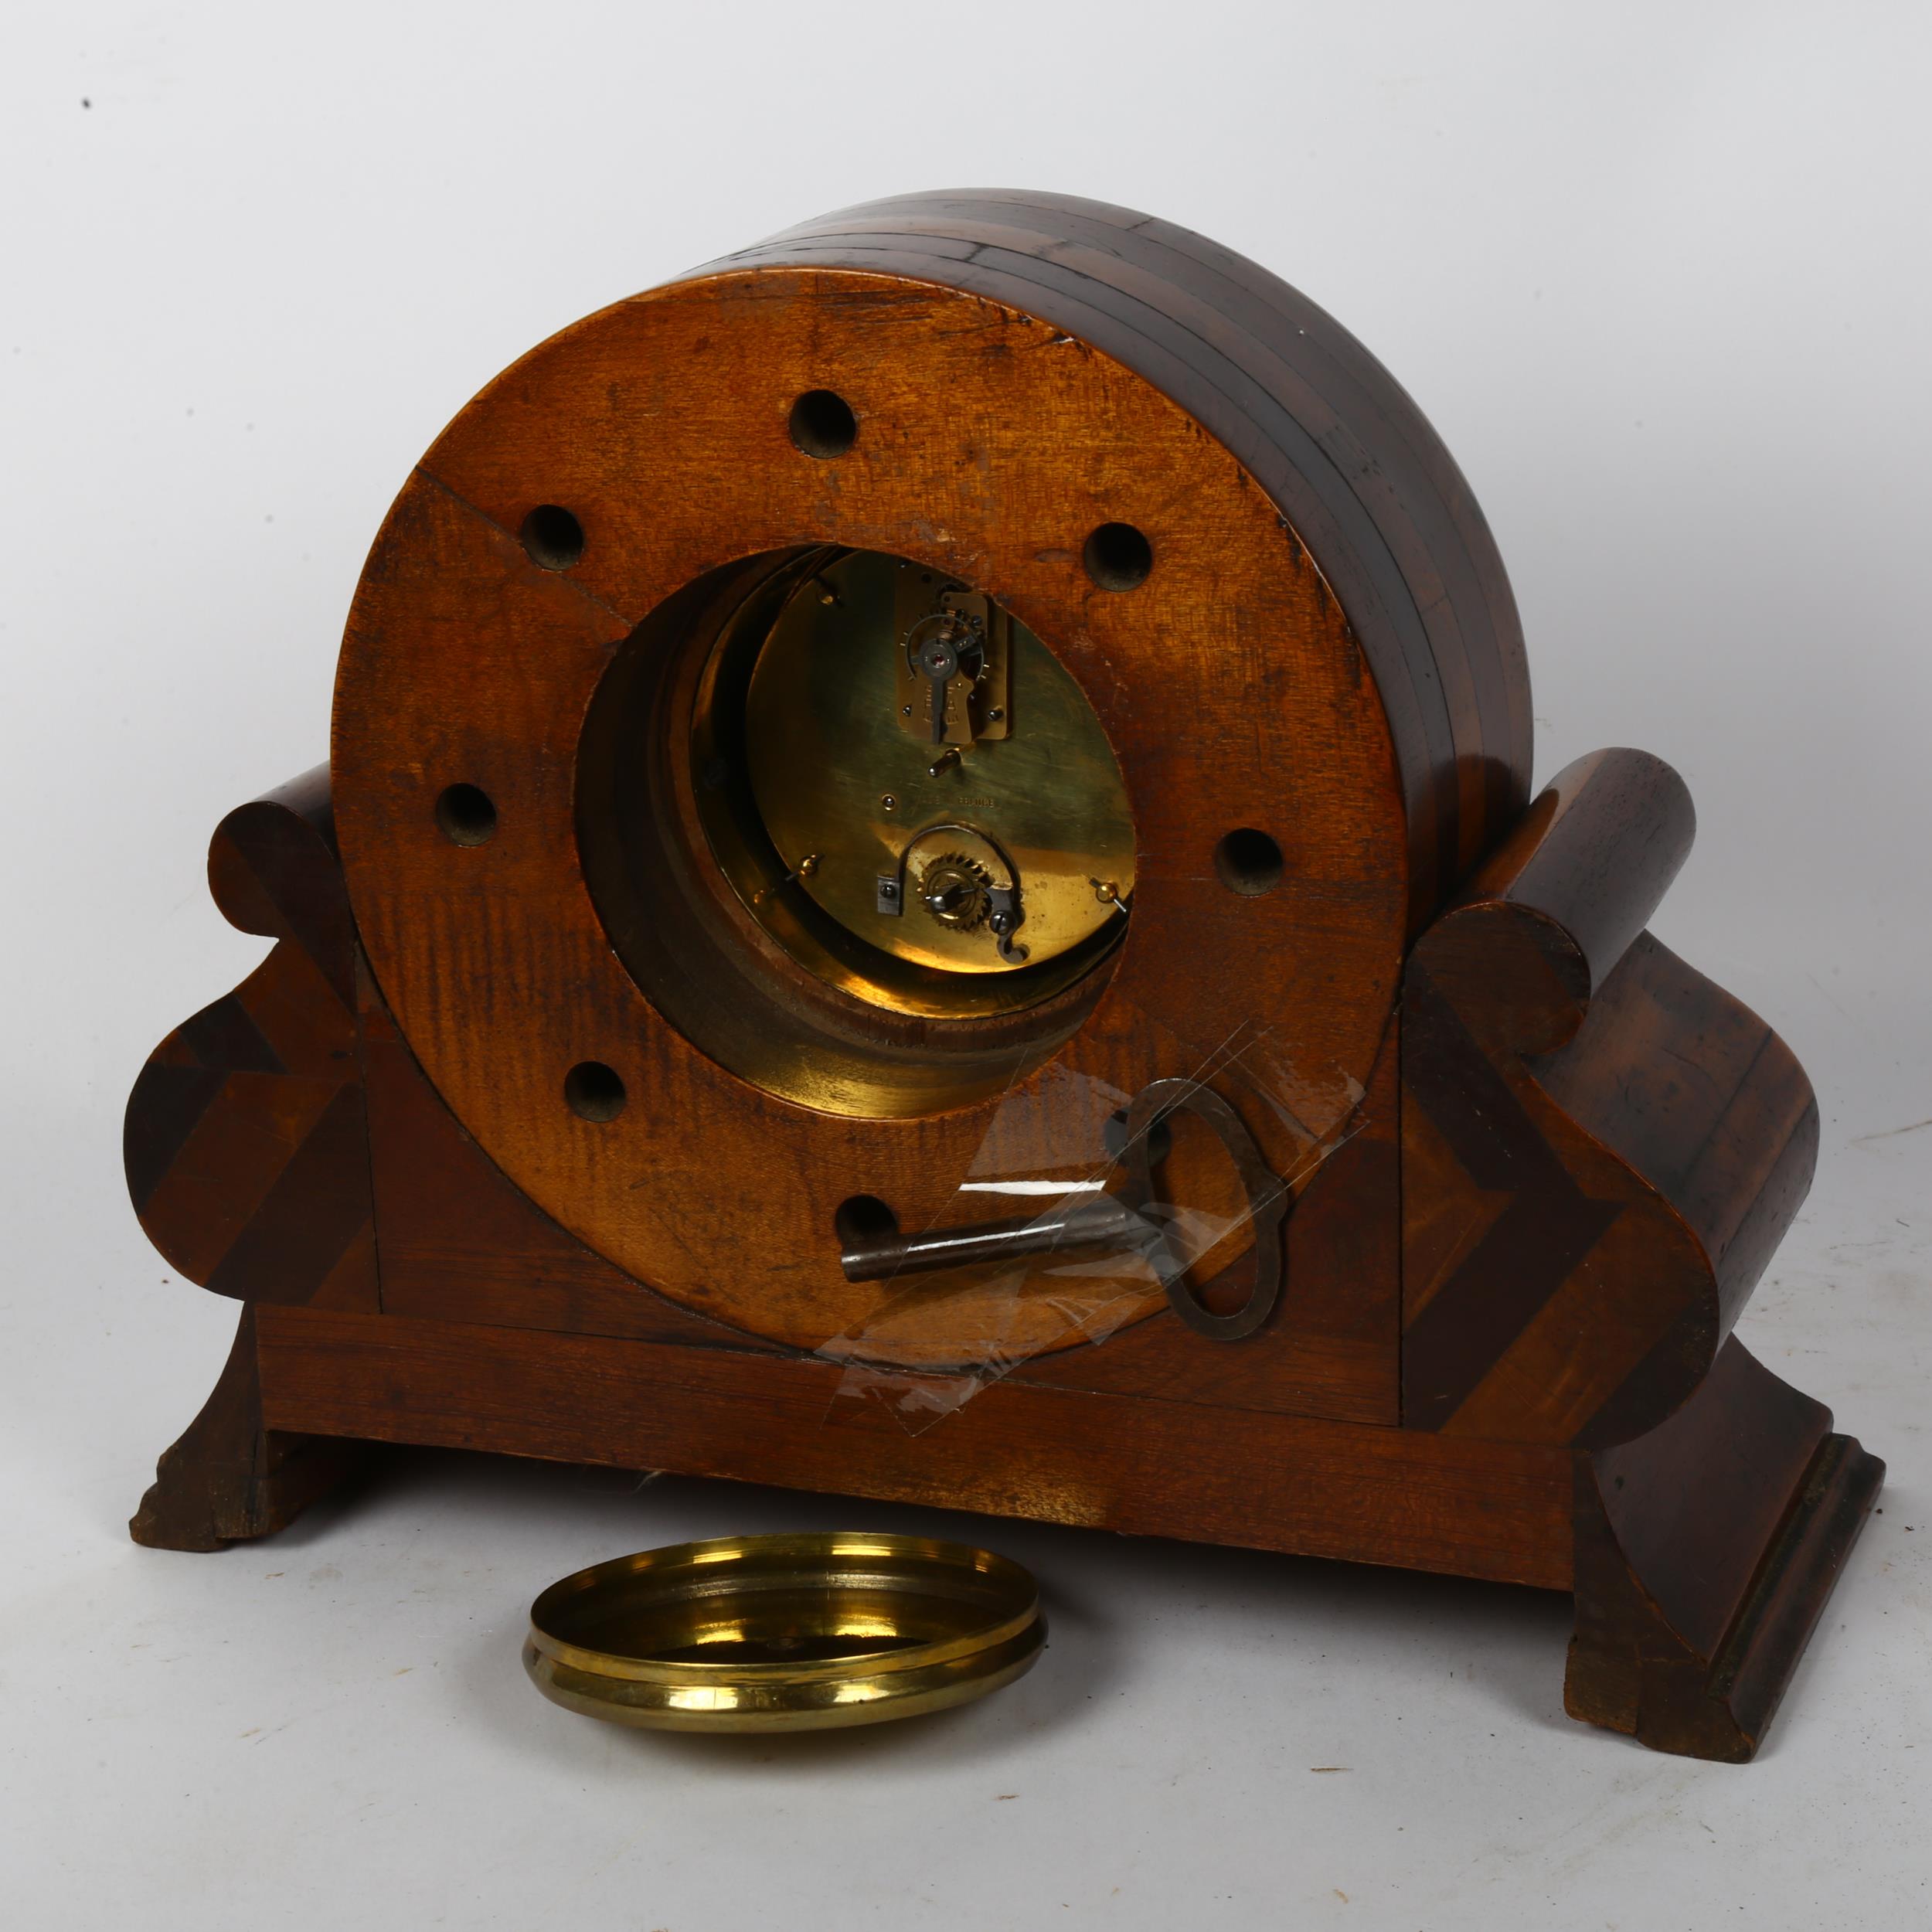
[125,769,377,1549]
[124,766,378,1312]
[1400,747,1879,1757]
[1565,1339,1882,1762]
[129,1308,360,1552]
[1447,745,1695,997]
[1402,748,1808,1444]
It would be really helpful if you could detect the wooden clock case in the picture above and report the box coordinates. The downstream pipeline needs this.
[124,191,1879,1762]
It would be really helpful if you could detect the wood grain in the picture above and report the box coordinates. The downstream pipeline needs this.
[709,189,1533,910]
[1566,1338,1883,1761]
[130,1308,359,1552]
[125,766,377,1312]
[332,267,1416,1365]
[255,1304,1573,1590]
[1401,750,1821,1449]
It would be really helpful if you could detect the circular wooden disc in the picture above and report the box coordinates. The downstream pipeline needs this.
[332,250,1434,1362]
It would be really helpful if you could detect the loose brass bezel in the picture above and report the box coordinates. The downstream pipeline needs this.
[525,1531,1045,1733]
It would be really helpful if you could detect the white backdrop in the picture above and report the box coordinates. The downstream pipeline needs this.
[4,4,1928,1927]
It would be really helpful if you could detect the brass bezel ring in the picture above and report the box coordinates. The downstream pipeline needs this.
[524,1531,1045,1733]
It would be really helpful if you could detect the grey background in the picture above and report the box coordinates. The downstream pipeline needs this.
[4,3,1927,1925]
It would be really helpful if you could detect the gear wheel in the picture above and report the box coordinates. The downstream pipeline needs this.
[916,853,992,931]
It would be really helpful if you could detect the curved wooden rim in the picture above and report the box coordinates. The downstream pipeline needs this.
[705,189,1532,925]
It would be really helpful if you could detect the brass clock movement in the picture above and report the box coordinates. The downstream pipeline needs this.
[124,189,1879,1762]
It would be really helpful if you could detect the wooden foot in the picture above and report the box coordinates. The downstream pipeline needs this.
[130,1308,361,1552]
[1565,1338,1883,1761]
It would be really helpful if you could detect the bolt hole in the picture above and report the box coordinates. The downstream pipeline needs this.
[520,504,584,570]
[834,1193,899,1247]
[1083,521,1153,591]
[434,783,498,847]
[563,1060,627,1123]
[1214,828,1284,896]
[789,388,858,459]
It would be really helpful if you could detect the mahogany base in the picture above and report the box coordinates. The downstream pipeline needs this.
[131,1306,1878,1761]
